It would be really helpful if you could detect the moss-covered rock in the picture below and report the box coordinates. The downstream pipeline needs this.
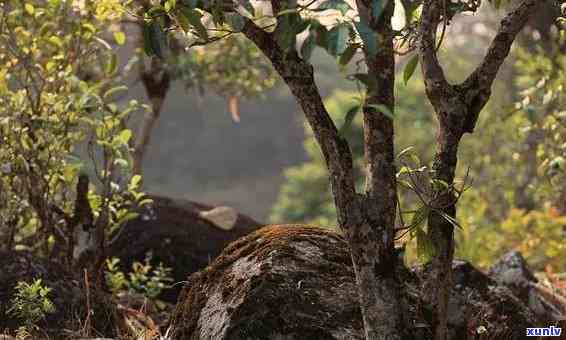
[169,225,541,340]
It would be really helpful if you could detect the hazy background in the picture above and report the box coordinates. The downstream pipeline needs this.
[134,50,352,221]
[131,17,491,221]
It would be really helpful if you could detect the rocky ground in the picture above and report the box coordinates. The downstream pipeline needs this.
[1,203,564,340]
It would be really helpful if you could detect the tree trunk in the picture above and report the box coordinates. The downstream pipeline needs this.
[133,59,170,175]
[418,1,546,339]
[72,174,97,270]
[243,16,402,339]
[357,0,403,337]
[425,129,461,340]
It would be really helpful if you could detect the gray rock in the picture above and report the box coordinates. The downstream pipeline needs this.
[170,225,539,340]
[489,250,563,322]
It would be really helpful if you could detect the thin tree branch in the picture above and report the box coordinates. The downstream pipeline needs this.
[459,0,548,132]
[241,18,360,226]
[419,0,450,100]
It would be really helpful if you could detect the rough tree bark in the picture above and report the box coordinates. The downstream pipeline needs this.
[418,1,547,339]
[241,0,402,337]
[357,0,403,337]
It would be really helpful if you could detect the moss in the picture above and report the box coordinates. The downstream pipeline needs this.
[170,225,540,340]
[170,225,352,339]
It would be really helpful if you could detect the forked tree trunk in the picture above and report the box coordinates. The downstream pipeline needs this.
[242,6,403,336]
[418,1,547,339]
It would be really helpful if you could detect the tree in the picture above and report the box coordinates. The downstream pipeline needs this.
[141,0,552,338]
[0,0,147,281]
[417,1,552,338]
[270,80,434,227]
[457,31,566,272]
[113,0,278,175]
[131,34,279,175]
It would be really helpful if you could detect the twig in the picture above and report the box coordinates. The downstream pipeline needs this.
[82,269,92,337]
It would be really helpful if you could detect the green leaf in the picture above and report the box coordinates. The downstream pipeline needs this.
[114,31,126,45]
[47,0,62,9]
[103,85,128,99]
[138,198,154,206]
[410,205,429,229]
[397,146,414,159]
[371,0,387,20]
[276,26,297,51]
[180,8,208,41]
[117,211,139,225]
[437,210,463,230]
[180,0,199,9]
[351,73,377,94]
[39,22,56,36]
[416,227,436,263]
[177,11,191,32]
[226,13,245,32]
[301,34,316,61]
[317,0,351,15]
[114,158,129,168]
[211,1,225,26]
[240,0,255,16]
[82,23,96,34]
[275,13,309,51]
[113,129,132,146]
[402,1,419,23]
[164,0,177,12]
[550,156,565,169]
[48,36,64,48]
[326,24,349,56]
[354,20,377,57]
[143,20,167,58]
[403,55,419,85]
[130,174,142,189]
[396,166,411,178]
[24,3,35,15]
[147,5,167,18]
[106,54,118,75]
[310,21,329,47]
[339,44,357,66]
[338,104,361,136]
[366,103,394,120]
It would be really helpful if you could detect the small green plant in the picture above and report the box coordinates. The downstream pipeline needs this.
[105,253,173,301]
[7,279,56,337]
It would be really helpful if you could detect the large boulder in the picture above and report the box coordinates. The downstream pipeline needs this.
[170,225,539,340]
[488,251,564,323]
[0,251,117,338]
[418,260,539,340]
[108,195,262,302]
